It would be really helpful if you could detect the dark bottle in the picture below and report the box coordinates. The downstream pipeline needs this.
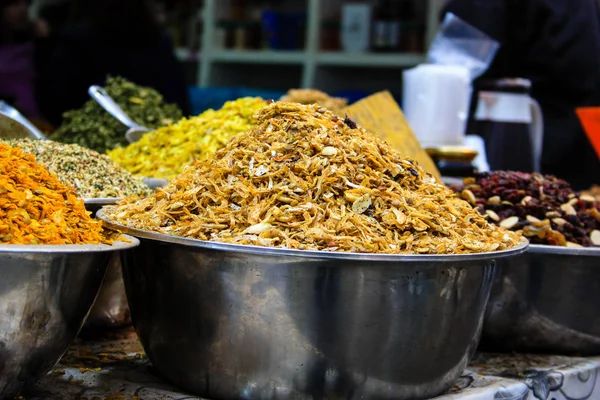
[387,0,401,52]
[372,0,389,52]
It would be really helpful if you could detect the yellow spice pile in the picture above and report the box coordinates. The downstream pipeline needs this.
[105,102,520,254]
[108,97,267,179]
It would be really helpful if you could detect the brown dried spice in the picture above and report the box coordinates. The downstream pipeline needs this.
[104,103,520,254]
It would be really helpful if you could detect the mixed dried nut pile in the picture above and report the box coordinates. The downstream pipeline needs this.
[104,102,521,254]
[453,171,600,247]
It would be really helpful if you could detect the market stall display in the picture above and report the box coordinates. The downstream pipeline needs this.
[105,102,520,253]
[107,97,267,179]
[6,139,151,200]
[97,102,527,400]
[52,77,183,153]
[452,171,600,247]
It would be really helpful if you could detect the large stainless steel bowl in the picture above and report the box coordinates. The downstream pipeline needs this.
[0,237,139,399]
[481,245,600,355]
[99,211,527,400]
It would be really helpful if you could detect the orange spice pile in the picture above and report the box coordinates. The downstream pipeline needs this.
[0,143,106,244]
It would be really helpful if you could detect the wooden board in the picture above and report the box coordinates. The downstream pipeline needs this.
[344,91,441,178]
[576,107,600,160]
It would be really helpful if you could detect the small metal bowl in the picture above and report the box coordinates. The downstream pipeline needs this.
[83,198,121,215]
[0,237,139,399]
[481,244,600,355]
[98,210,527,400]
[142,178,169,190]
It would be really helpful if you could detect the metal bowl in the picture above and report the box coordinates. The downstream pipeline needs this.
[481,245,600,355]
[83,198,121,215]
[82,199,129,330]
[0,237,139,399]
[98,211,527,400]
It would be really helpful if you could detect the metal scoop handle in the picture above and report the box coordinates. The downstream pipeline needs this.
[0,101,47,140]
[88,86,149,131]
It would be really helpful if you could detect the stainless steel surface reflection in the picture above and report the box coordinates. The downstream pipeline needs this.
[0,238,139,399]
[481,245,600,355]
[84,254,131,328]
[83,200,131,329]
[99,212,527,400]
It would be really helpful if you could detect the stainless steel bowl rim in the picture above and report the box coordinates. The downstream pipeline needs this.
[97,210,528,262]
[0,234,139,254]
[529,244,600,256]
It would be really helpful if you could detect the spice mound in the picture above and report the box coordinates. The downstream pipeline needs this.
[0,143,106,244]
[281,89,348,116]
[108,97,267,180]
[105,103,519,254]
[52,77,183,153]
[453,171,600,247]
[7,139,151,199]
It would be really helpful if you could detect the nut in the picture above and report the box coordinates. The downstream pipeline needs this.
[521,196,533,206]
[580,194,596,203]
[352,193,372,214]
[526,215,541,224]
[321,146,338,156]
[552,218,568,226]
[567,198,578,207]
[560,203,577,216]
[591,230,600,246]
[485,210,500,222]
[462,189,477,205]
[501,201,514,206]
[566,241,583,248]
[500,216,519,229]
[545,211,561,218]
[487,196,501,205]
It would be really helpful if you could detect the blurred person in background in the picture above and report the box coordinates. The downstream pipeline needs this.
[443,0,600,190]
[36,0,190,126]
[0,0,48,120]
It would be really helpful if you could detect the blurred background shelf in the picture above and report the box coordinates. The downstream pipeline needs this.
[316,52,425,68]
[197,0,445,93]
[210,50,307,64]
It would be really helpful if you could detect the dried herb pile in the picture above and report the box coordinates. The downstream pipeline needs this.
[453,171,600,247]
[105,103,520,254]
[52,77,183,153]
[108,97,267,180]
[0,143,107,244]
[7,139,151,199]
[281,89,348,116]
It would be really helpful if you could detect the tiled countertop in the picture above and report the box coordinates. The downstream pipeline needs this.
[19,331,600,400]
